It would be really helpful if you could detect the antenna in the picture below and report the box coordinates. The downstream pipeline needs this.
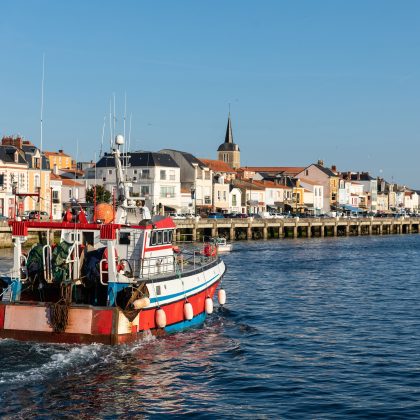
[113,92,116,144]
[40,54,45,153]
[38,53,45,217]
[100,115,106,158]
[109,98,112,151]
[128,112,132,153]
[123,92,127,172]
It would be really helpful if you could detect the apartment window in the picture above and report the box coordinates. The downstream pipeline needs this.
[35,174,40,188]
[223,191,227,200]
[205,171,210,180]
[160,170,166,180]
[134,170,137,174]
[232,195,237,206]
[305,170,308,176]
[217,191,221,200]
[169,170,175,181]
[0,174,4,186]
[141,186,150,196]
[69,189,72,198]
[133,177,137,182]
[108,169,112,175]
[160,186,175,198]
[141,169,150,179]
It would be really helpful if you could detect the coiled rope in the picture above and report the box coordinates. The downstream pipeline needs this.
[48,283,72,333]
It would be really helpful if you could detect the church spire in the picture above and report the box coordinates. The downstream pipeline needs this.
[224,112,234,144]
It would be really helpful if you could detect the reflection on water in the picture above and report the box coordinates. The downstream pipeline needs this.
[2,236,420,417]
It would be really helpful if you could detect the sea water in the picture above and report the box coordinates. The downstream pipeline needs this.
[1,236,420,418]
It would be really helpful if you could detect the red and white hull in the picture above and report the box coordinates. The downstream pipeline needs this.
[0,259,225,345]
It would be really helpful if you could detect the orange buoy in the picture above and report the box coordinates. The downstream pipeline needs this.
[218,288,226,306]
[183,301,193,320]
[155,308,167,328]
[94,203,115,223]
[205,297,213,314]
[133,297,150,310]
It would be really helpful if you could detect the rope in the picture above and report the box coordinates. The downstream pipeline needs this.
[48,283,72,333]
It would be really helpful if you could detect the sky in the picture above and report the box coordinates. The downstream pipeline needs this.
[1,1,420,187]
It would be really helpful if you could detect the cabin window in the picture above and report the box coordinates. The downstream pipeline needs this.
[156,285,161,296]
[157,231,163,245]
[150,232,157,246]
[163,231,168,243]
[168,230,173,243]
[119,232,130,245]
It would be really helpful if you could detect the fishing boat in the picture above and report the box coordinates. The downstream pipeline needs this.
[210,237,233,253]
[0,135,226,345]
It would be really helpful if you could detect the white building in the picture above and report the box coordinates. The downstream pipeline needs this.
[0,145,29,218]
[94,152,181,215]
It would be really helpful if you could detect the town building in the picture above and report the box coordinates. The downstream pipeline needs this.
[296,162,339,212]
[159,149,212,215]
[44,150,72,171]
[95,151,181,215]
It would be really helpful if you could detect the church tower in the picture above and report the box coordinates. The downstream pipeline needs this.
[217,113,240,169]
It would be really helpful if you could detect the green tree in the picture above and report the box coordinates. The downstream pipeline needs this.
[86,185,111,204]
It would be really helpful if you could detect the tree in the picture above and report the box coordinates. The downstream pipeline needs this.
[86,185,111,204]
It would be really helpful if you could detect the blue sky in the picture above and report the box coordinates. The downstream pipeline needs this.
[1,1,420,186]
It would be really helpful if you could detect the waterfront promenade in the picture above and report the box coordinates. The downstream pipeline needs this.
[0,217,419,247]
[173,216,420,241]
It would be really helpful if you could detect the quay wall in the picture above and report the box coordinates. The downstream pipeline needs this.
[0,217,418,247]
[173,216,420,241]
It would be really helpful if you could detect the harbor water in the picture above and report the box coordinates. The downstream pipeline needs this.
[1,235,420,418]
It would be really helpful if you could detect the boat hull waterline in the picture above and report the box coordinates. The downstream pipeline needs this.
[0,276,223,345]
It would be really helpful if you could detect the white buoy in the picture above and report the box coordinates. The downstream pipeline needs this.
[133,297,150,310]
[218,288,226,306]
[205,297,213,314]
[184,301,193,320]
[155,308,167,328]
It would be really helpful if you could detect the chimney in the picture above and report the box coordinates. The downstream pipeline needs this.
[317,159,324,167]
[1,136,23,149]
[331,165,337,172]
[58,149,63,153]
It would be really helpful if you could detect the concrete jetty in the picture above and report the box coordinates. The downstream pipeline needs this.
[0,217,418,247]
[173,216,420,241]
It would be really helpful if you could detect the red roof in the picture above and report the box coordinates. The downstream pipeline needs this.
[199,159,235,173]
[240,166,305,175]
[253,180,291,189]
[45,151,71,158]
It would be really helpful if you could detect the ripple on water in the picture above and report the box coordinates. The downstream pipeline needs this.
[2,237,420,417]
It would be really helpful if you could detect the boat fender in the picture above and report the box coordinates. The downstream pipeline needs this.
[203,244,212,257]
[183,301,193,320]
[205,297,213,314]
[155,307,167,328]
[133,297,150,310]
[218,288,226,306]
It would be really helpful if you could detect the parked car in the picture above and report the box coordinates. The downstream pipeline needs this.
[28,211,49,220]
[258,212,274,219]
[235,213,248,218]
[168,213,186,220]
[21,210,31,220]
[247,213,262,219]
[208,212,224,219]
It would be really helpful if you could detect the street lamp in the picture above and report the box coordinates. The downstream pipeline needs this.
[190,185,196,216]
